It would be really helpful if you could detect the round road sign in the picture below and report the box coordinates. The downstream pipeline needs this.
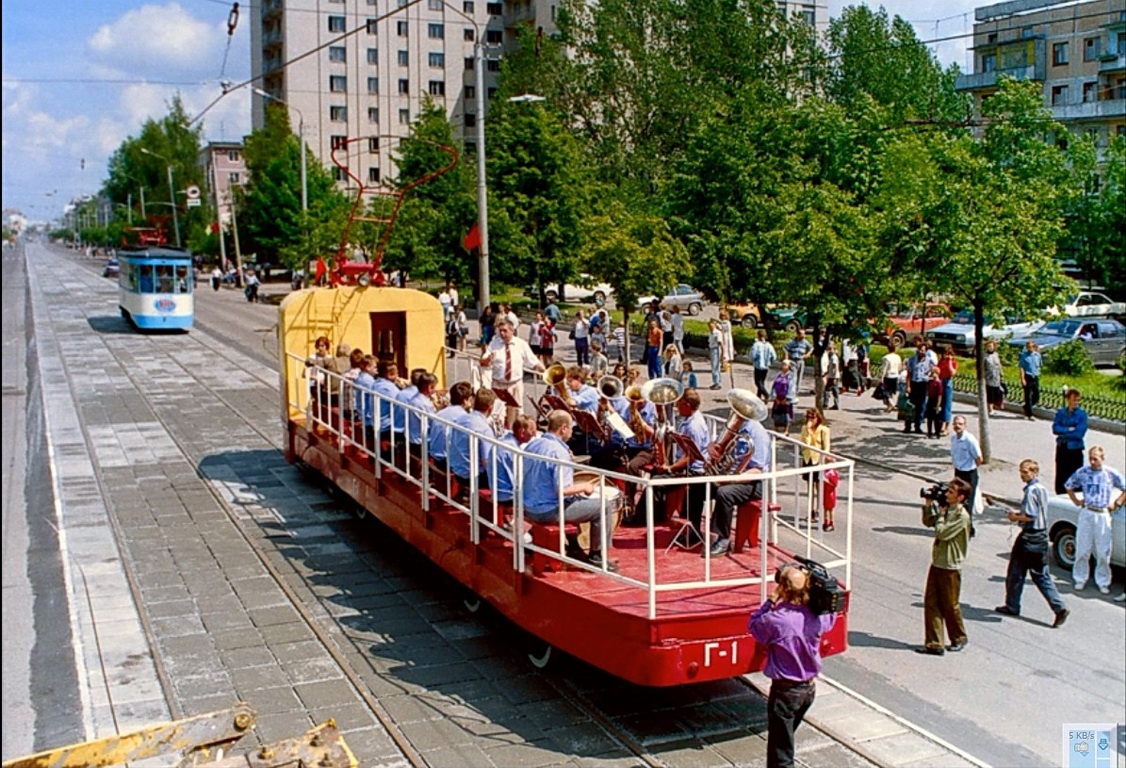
[186,185,201,200]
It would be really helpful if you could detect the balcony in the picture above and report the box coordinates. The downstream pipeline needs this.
[955,65,1040,91]
[1099,53,1126,74]
[262,29,283,48]
[263,54,283,74]
[261,0,282,19]
[1052,97,1126,123]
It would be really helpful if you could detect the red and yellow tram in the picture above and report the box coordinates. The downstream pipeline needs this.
[278,285,851,686]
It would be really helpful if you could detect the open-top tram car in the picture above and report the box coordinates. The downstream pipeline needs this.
[278,284,852,686]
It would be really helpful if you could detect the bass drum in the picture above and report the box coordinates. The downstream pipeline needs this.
[574,471,624,550]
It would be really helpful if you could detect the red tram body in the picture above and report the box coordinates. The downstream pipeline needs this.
[279,286,851,687]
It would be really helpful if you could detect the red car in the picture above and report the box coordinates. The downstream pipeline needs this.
[876,302,952,347]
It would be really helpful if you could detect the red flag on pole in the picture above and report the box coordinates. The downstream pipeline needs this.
[314,257,328,283]
[463,223,481,251]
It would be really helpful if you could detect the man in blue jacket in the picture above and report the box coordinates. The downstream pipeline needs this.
[1052,388,1087,494]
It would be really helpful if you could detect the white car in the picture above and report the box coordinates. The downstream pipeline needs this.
[1049,291,1125,319]
[925,310,1044,355]
[529,274,614,304]
[636,284,707,315]
[1046,493,1126,569]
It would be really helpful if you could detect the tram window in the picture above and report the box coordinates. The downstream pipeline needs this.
[176,265,191,293]
[127,263,139,292]
[157,265,175,294]
[139,265,154,293]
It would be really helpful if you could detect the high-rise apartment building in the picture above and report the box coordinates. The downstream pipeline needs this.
[251,0,828,184]
[956,0,1126,148]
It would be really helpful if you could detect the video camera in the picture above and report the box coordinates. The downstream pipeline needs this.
[919,481,949,503]
[775,556,847,616]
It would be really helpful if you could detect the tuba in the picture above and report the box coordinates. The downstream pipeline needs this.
[705,388,769,475]
[641,377,684,468]
[542,362,572,408]
[597,375,623,399]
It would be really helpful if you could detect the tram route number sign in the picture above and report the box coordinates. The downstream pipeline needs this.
[186,185,201,208]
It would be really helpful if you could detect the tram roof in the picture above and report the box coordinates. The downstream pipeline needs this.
[119,246,193,261]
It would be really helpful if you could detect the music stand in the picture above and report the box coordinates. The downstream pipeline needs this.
[666,517,703,552]
[492,386,519,409]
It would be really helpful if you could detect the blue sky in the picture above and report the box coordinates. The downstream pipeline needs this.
[1,1,976,223]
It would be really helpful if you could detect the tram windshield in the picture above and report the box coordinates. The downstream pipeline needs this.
[127,261,193,294]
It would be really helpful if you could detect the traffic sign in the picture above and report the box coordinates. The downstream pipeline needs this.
[185,185,201,200]
[187,199,202,208]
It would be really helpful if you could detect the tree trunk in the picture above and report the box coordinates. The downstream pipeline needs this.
[973,297,992,463]
[623,309,632,369]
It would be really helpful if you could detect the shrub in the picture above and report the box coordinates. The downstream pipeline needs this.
[1042,340,1095,377]
[996,341,1020,367]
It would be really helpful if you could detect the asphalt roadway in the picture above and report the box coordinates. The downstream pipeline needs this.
[3,241,1124,767]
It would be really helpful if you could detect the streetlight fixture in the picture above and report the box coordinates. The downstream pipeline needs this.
[508,94,546,103]
[140,147,181,248]
[253,88,307,214]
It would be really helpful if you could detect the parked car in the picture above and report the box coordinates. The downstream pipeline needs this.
[725,302,768,329]
[637,284,706,315]
[526,273,614,304]
[875,302,952,347]
[925,310,1045,356]
[1049,291,1126,319]
[102,258,120,278]
[1046,493,1126,569]
[1006,317,1126,367]
[767,306,807,334]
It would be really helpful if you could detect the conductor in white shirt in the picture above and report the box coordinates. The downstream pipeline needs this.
[482,317,544,428]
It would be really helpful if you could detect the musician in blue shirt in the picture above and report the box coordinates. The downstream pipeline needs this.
[658,388,711,532]
[428,381,473,471]
[523,410,617,570]
[487,414,536,504]
[404,373,438,449]
[566,367,600,413]
[392,368,427,435]
[449,389,497,487]
[707,414,774,556]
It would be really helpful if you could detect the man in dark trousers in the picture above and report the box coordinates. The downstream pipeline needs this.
[749,565,838,768]
[916,477,973,656]
[1051,388,1087,494]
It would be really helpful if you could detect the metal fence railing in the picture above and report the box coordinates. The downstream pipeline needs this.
[950,374,1126,422]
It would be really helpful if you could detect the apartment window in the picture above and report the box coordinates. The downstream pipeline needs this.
[329,75,347,92]
[227,150,240,162]
[1000,47,1028,70]
[331,135,347,150]
[463,0,475,11]
[987,32,997,44]
[464,113,476,127]
[486,29,502,44]
[368,107,379,123]
[368,137,380,152]
[465,56,475,70]
[367,18,377,34]
[429,51,445,68]
[551,4,556,20]
[328,15,345,32]
[398,0,408,5]
[398,49,409,66]
[330,105,347,121]
[1084,37,1101,61]
[398,78,410,94]
[367,0,376,4]
[465,141,476,154]
[1051,84,1068,106]
[397,20,409,36]
[369,167,381,183]
[367,76,379,93]
[487,2,502,15]
[329,46,346,62]
[428,23,445,39]
[464,85,476,99]
[800,10,815,27]
[486,59,500,72]
[428,0,443,8]
[1083,81,1097,102]
[429,80,446,95]
[1021,26,1033,39]
[399,108,410,124]
[228,172,241,184]
[464,27,475,41]
[332,166,348,182]
[982,53,996,73]
[487,86,497,99]
[367,47,378,64]
[1052,42,1068,66]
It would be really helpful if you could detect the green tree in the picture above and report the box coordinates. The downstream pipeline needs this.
[1064,135,1126,295]
[583,205,692,362]
[876,77,1073,460]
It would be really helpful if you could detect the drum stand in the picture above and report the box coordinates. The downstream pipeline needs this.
[666,518,703,552]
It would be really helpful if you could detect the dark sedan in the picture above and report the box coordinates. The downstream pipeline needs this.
[102,259,120,278]
[1007,317,1125,367]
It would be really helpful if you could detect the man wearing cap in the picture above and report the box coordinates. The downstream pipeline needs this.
[1052,388,1087,494]
[1064,446,1126,595]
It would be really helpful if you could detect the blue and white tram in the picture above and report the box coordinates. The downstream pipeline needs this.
[117,246,194,331]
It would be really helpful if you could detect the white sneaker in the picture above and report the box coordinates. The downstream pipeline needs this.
[1074,581,1087,591]
[1098,586,1111,595]
[1115,592,1126,603]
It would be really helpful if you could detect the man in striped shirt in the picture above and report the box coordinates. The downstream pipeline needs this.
[1064,446,1126,595]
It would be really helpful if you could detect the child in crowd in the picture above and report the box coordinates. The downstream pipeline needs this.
[925,368,943,438]
[772,390,793,435]
[681,361,698,389]
[589,341,609,378]
[612,322,627,363]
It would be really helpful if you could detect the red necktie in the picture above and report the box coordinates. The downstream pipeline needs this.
[505,343,512,381]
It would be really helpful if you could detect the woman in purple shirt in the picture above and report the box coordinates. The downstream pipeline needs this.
[749,566,838,768]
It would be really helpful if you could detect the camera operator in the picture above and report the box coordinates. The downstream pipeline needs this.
[748,565,837,768]
[916,477,973,656]
[994,460,1069,627]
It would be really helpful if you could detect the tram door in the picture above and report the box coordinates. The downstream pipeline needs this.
[370,311,407,374]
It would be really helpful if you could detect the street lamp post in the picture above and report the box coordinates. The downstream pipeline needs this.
[474,39,490,311]
[253,88,307,214]
[140,148,181,247]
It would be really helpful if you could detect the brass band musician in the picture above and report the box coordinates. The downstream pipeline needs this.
[706,410,774,556]
[660,388,712,532]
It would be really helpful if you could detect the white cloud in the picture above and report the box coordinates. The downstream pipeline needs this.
[87,3,224,81]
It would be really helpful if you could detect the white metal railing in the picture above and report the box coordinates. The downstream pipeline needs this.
[285,350,854,619]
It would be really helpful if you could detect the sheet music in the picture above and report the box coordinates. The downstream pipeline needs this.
[605,411,634,440]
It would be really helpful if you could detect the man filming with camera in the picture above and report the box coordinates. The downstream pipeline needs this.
[917,477,973,656]
[748,563,838,768]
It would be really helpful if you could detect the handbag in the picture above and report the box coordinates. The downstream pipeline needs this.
[568,327,576,340]
[872,382,887,401]
[1017,529,1049,568]
[896,391,914,422]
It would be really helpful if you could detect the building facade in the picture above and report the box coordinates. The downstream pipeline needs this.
[251,0,828,187]
[956,0,1126,148]
[199,142,248,230]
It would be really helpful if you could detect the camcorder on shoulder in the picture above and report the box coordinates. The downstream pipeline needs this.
[775,556,847,616]
[919,482,949,503]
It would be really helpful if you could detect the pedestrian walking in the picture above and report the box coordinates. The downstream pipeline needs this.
[950,415,983,514]
[784,330,813,394]
[983,340,1004,416]
[937,345,957,436]
[751,330,777,400]
[707,319,724,389]
[821,343,840,410]
[878,342,903,412]
[994,460,1069,628]
[1052,388,1087,494]
[210,265,222,291]
[1064,446,1126,595]
[1018,340,1041,420]
[573,309,590,367]
[905,340,934,434]
[916,477,973,656]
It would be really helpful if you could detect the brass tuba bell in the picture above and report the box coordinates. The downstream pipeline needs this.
[542,362,571,403]
[706,388,769,475]
[641,377,684,467]
[597,375,624,399]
